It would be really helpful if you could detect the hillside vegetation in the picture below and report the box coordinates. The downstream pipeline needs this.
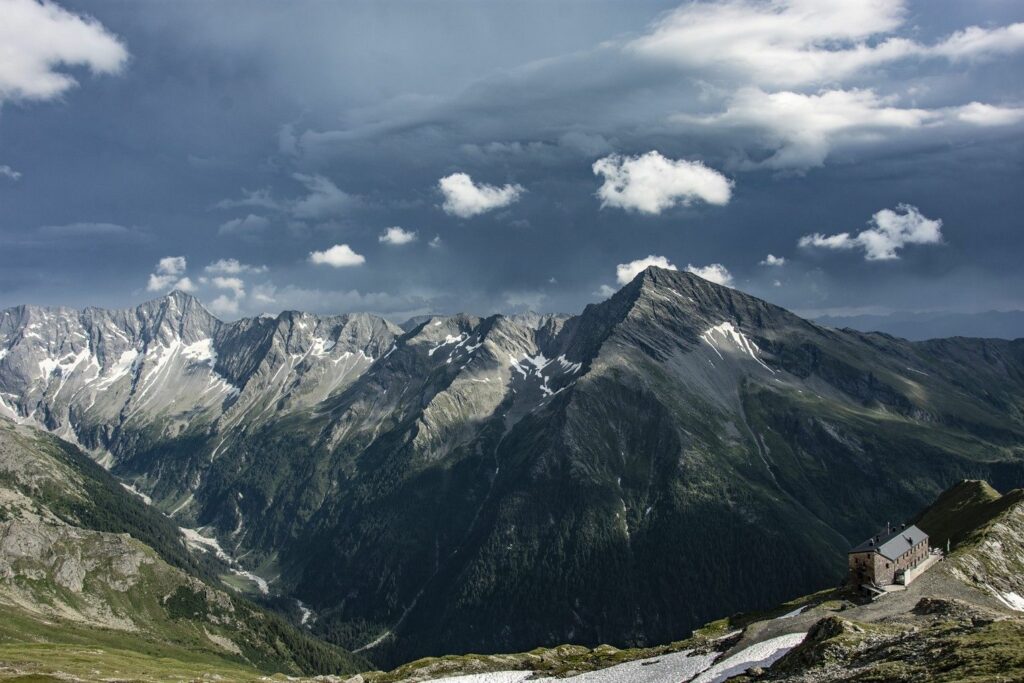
[0,417,369,681]
[366,479,1024,682]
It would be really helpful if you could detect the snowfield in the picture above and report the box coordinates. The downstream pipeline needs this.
[421,638,798,683]
[994,589,1024,611]
[425,674,533,683]
[691,633,807,683]
[546,649,717,683]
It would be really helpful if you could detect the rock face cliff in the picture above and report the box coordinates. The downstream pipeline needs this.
[2,267,1024,665]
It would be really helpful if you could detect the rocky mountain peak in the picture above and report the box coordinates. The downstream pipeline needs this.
[129,290,221,346]
[629,266,814,339]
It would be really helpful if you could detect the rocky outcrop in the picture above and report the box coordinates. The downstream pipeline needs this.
[0,521,151,592]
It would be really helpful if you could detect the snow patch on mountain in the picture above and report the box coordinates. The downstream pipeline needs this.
[775,606,806,619]
[430,334,469,357]
[181,527,269,595]
[182,338,217,367]
[424,647,718,682]
[691,632,806,683]
[120,482,152,505]
[312,338,336,355]
[556,355,583,374]
[93,348,139,389]
[700,322,775,373]
[296,599,315,626]
[993,589,1024,611]
[426,675,533,683]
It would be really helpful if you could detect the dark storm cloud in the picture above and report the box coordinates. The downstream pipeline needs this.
[0,0,1022,331]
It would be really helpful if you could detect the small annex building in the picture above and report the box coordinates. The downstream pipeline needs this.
[848,524,929,587]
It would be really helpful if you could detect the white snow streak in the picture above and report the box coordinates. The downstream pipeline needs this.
[181,527,270,595]
[120,482,152,505]
[993,588,1024,611]
[429,334,468,356]
[182,338,217,367]
[699,322,775,373]
[93,348,139,389]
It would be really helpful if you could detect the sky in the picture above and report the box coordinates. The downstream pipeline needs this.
[0,0,1022,325]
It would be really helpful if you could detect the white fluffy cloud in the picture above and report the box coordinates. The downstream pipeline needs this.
[616,255,677,285]
[593,151,732,214]
[760,254,786,266]
[207,296,238,316]
[685,263,734,287]
[682,88,935,170]
[799,204,942,261]
[0,165,21,180]
[439,172,524,218]
[218,214,270,236]
[146,256,195,293]
[378,226,417,245]
[205,258,267,275]
[156,256,185,274]
[630,0,1024,89]
[211,276,245,298]
[954,102,1024,127]
[629,1,1024,171]
[931,23,1024,62]
[607,257,737,293]
[309,244,366,267]
[0,0,128,104]
[200,273,251,317]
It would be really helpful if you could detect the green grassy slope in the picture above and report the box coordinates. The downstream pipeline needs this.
[915,479,1024,551]
[0,417,369,680]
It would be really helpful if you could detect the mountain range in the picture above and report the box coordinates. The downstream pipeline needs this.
[813,309,1024,341]
[2,266,1023,667]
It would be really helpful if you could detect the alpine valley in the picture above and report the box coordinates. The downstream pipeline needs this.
[2,266,1024,673]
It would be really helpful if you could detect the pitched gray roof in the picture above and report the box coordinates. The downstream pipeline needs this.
[849,524,928,561]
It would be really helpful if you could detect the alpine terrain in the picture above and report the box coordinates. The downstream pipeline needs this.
[0,415,368,679]
[360,478,1024,682]
[2,267,1023,667]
